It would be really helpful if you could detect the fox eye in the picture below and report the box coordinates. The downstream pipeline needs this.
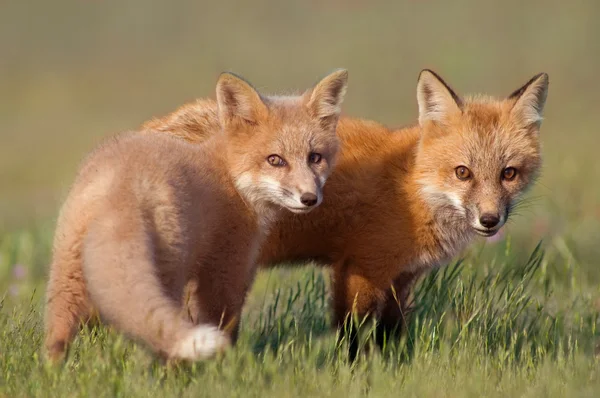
[455,166,471,181]
[267,155,286,167]
[502,167,517,181]
[308,152,322,164]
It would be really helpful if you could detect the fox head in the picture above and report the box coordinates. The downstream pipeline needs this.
[414,70,548,237]
[216,70,348,214]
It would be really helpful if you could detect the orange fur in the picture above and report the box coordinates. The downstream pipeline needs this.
[44,70,349,361]
[142,98,220,143]
[143,70,549,360]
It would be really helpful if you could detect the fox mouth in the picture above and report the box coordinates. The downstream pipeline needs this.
[474,228,499,237]
[284,206,315,214]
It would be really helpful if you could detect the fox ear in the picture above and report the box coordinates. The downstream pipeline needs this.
[306,69,349,130]
[216,72,268,126]
[508,73,549,129]
[416,69,463,126]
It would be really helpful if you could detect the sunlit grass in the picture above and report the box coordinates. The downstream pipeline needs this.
[1,227,598,396]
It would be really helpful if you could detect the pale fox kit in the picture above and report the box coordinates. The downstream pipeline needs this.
[146,70,548,360]
[44,69,349,361]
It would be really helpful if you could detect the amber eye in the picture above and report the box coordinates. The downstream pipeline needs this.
[308,152,322,164]
[502,167,517,181]
[455,166,471,181]
[267,155,286,167]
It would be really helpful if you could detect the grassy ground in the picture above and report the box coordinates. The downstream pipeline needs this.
[1,228,599,396]
[2,1,600,396]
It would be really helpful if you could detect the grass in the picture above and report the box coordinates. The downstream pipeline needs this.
[1,227,599,397]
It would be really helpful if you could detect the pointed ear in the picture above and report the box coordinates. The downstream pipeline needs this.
[508,73,549,129]
[416,69,463,126]
[306,69,349,130]
[216,72,268,126]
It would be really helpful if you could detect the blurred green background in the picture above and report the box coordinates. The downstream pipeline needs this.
[1,0,599,274]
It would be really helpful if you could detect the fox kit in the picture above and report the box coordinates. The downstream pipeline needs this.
[44,69,349,361]
[147,70,548,360]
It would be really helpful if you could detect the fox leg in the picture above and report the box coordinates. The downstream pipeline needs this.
[332,259,389,362]
[218,272,255,346]
[83,212,230,360]
[44,236,94,361]
[190,261,258,347]
[374,271,420,351]
[183,278,243,344]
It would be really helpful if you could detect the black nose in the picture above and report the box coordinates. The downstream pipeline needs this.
[300,193,318,207]
[479,213,500,228]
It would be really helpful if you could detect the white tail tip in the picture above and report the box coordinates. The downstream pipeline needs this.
[171,325,230,360]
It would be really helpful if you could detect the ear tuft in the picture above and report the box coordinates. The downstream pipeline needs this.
[306,69,349,130]
[416,69,463,126]
[216,72,268,125]
[508,73,549,128]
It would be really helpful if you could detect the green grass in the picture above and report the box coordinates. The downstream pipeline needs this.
[1,227,599,397]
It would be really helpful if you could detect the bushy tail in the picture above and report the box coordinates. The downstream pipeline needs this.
[83,208,230,360]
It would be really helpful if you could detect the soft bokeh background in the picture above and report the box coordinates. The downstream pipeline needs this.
[3,0,599,276]
[2,0,600,285]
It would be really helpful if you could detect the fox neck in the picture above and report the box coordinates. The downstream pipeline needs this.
[208,136,282,235]
[406,173,475,268]
[235,189,281,234]
[398,131,476,268]
[227,170,282,236]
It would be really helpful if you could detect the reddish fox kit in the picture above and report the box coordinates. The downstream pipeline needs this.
[44,70,349,361]
[146,70,548,360]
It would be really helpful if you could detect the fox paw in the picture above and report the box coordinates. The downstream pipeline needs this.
[45,340,68,363]
[171,325,230,360]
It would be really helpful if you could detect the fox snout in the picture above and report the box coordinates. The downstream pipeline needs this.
[241,171,325,214]
[291,183,322,212]
[479,213,500,229]
[472,202,508,237]
[300,192,318,207]
[276,166,325,213]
